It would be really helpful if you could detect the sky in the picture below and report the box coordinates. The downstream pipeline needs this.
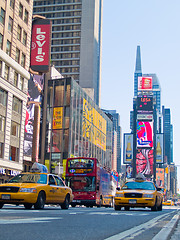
[101,0,180,187]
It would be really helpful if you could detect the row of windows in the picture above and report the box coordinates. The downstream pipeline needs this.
[34,0,81,6]
[52,52,80,59]
[38,11,81,18]
[17,25,27,46]
[0,61,24,91]
[52,31,81,38]
[52,18,81,25]
[52,24,81,31]
[34,4,81,12]
[52,38,80,45]
[58,67,79,73]
[51,45,80,52]
[0,35,26,67]
[10,0,29,9]
[52,60,79,66]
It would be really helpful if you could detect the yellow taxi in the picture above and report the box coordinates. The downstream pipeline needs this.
[162,200,174,206]
[114,174,163,211]
[0,163,73,210]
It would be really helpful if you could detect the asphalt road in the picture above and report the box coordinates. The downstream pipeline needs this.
[0,205,179,240]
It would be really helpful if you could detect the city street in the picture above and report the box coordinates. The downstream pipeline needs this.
[0,205,179,240]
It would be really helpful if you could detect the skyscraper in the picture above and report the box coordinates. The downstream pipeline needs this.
[0,0,33,182]
[33,0,103,106]
[162,106,173,165]
[134,45,142,97]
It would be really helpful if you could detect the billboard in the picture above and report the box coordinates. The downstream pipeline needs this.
[138,77,152,91]
[156,168,164,188]
[137,121,153,148]
[136,149,154,177]
[137,95,153,114]
[30,18,51,73]
[123,133,133,164]
[24,74,44,156]
[156,133,164,163]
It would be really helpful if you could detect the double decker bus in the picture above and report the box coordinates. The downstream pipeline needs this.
[65,157,116,207]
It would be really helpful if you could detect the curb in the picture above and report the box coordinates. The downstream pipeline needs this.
[152,212,180,240]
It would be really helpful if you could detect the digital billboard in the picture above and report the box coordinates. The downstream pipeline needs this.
[138,77,152,91]
[156,168,164,188]
[30,18,51,73]
[137,95,153,114]
[137,121,153,148]
[136,149,154,177]
[156,133,164,164]
[123,133,133,164]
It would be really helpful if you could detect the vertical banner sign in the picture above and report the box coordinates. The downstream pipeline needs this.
[137,121,153,148]
[30,18,51,73]
[156,133,164,163]
[123,133,133,164]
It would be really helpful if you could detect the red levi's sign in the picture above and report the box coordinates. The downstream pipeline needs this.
[30,18,51,73]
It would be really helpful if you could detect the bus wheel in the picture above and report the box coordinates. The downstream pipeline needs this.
[71,203,76,207]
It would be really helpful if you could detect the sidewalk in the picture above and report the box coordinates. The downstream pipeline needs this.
[170,215,180,240]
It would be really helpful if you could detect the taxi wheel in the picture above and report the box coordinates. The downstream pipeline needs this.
[114,205,121,211]
[125,206,130,211]
[0,203,4,209]
[34,192,45,210]
[151,198,158,211]
[61,195,70,209]
[157,201,162,211]
[24,203,33,210]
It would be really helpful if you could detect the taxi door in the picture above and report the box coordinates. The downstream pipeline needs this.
[46,175,58,203]
[54,176,68,203]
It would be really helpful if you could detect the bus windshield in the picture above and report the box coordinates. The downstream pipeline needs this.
[68,159,94,168]
[66,176,96,192]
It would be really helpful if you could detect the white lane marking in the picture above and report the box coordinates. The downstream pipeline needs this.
[0,217,62,225]
[89,212,149,216]
[104,211,176,240]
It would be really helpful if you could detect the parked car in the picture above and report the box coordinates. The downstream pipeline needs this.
[114,174,163,211]
[0,163,73,210]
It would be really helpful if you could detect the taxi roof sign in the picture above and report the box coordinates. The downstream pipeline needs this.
[31,162,48,173]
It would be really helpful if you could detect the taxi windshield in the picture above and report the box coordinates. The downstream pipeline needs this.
[8,174,47,184]
[122,181,155,190]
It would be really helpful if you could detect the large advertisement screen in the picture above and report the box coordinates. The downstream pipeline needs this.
[82,99,106,151]
[30,18,51,73]
[156,133,164,164]
[137,95,153,114]
[123,133,133,164]
[138,77,152,91]
[136,149,154,177]
[137,121,153,148]
[156,168,164,188]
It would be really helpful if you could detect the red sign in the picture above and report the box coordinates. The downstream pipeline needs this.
[30,18,51,73]
[138,77,152,91]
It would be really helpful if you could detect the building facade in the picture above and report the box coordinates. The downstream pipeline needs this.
[42,76,113,176]
[0,0,33,182]
[33,0,103,106]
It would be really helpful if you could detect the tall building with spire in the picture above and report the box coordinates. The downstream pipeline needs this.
[134,45,142,97]
[33,0,103,106]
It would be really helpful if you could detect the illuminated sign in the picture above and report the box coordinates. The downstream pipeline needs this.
[123,133,133,164]
[156,134,164,163]
[138,77,152,91]
[30,18,51,73]
[137,121,153,148]
[136,149,154,177]
[53,107,63,129]
[137,95,153,114]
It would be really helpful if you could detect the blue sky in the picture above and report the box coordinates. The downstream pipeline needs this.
[101,0,180,187]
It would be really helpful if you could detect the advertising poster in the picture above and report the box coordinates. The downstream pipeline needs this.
[136,149,154,177]
[137,95,153,114]
[24,74,44,156]
[123,133,133,164]
[137,121,153,148]
[156,168,164,188]
[126,165,133,178]
[138,77,152,91]
[53,107,63,129]
[156,133,164,164]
